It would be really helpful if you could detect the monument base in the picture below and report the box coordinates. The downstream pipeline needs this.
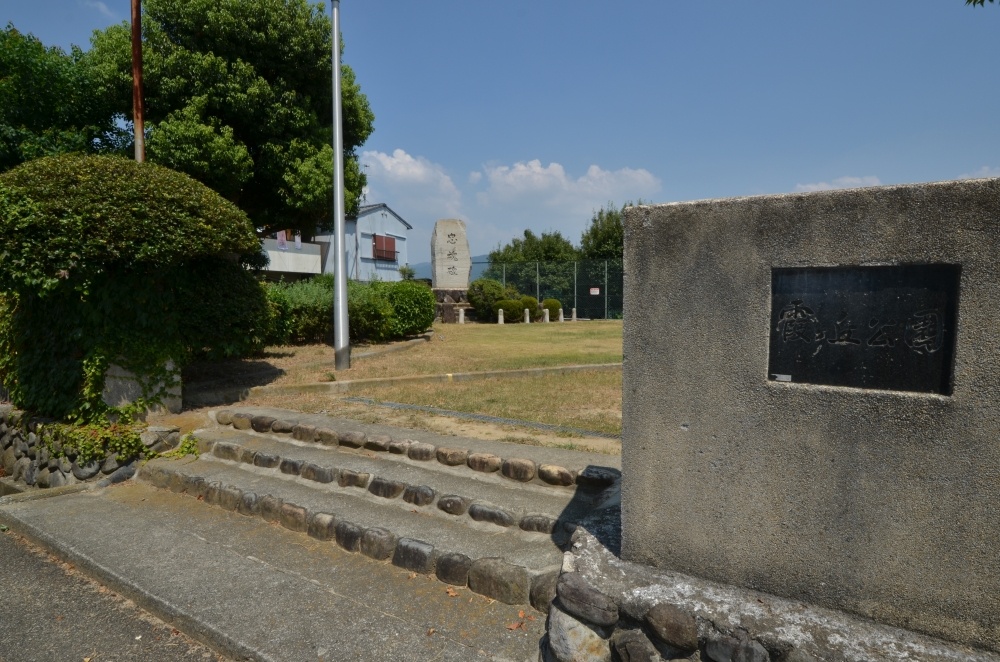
[433,289,470,323]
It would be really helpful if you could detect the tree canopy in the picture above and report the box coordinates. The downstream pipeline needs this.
[966,0,996,5]
[0,25,124,172]
[85,0,374,236]
[488,229,579,264]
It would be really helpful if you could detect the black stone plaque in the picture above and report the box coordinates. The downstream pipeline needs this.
[768,265,960,395]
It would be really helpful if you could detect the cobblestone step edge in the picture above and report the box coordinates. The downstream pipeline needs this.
[138,461,560,612]
[214,409,620,491]
[202,436,582,538]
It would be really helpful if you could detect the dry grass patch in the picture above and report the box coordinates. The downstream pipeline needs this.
[183,320,622,388]
[348,369,623,436]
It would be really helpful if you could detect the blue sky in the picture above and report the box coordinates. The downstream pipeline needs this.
[4,1,999,264]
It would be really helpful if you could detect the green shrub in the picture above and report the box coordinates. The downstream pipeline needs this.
[541,298,562,319]
[0,154,263,420]
[493,299,523,323]
[467,278,506,322]
[348,280,395,342]
[387,280,436,338]
[280,278,335,344]
[262,282,292,346]
[520,296,540,321]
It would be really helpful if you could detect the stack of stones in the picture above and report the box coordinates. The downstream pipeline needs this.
[543,529,810,662]
[0,408,179,490]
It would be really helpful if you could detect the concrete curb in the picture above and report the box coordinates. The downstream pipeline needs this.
[184,362,622,407]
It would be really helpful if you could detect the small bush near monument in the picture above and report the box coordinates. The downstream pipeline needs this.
[520,296,540,320]
[467,278,506,322]
[541,298,561,319]
[0,154,263,420]
[493,299,524,323]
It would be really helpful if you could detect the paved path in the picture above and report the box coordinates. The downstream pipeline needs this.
[0,527,228,662]
[0,483,545,662]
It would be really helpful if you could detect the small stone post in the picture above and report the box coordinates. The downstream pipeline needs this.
[543,309,550,323]
[524,308,531,324]
[559,308,565,322]
[458,308,465,324]
[498,308,504,324]
[572,308,577,321]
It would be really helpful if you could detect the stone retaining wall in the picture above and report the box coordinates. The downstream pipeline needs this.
[541,529,1000,662]
[0,408,179,491]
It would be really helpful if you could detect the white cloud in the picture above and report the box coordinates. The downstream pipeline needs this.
[794,176,881,193]
[361,149,462,217]
[957,166,1000,180]
[81,0,116,19]
[359,151,662,264]
[475,160,660,209]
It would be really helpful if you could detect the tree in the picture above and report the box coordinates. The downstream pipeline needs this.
[488,229,579,264]
[85,0,375,236]
[967,0,996,5]
[0,25,124,172]
[579,200,647,260]
[579,202,625,260]
[484,230,579,304]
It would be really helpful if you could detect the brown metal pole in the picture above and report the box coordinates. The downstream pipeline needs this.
[131,0,145,163]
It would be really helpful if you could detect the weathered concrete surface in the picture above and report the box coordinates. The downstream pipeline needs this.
[0,529,225,662]
[0,483,545,661]
[621,178,1000,651]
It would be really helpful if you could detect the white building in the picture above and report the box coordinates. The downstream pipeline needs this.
[263,203,411,281]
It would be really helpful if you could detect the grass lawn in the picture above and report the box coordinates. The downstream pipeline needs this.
[184,320,624,446]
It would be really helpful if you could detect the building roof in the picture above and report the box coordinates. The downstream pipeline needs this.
[350,203,413,230]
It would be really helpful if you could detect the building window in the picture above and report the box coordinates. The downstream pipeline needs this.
[373,234,397,261]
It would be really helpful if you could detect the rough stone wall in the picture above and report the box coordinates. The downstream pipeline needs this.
[541,529,1000,662]
[621,178,1000,651]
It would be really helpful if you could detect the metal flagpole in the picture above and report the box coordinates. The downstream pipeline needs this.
[331,0,350,369]
[131,0,145,162]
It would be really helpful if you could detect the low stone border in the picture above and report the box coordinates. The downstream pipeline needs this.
[139,461,560,611]
[540,529,1000,662]
[0,408,179,492]
[214,409,620,491]
[204,436,576,539]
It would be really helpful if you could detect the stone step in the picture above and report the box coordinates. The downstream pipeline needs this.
[213,406,621,491]
[139,452,575,611]
[194,427,610,534]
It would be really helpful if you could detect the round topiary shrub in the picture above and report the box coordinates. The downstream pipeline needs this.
[0,154,263,420]
[493,299,524,323]
[467,278,506,322]
[541,298,562,319]
[520,296,539,321]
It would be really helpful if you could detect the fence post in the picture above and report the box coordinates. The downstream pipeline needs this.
[502,263,506,288]
[536,261,540,303]
[573,261,578,313]
[604,260,609,320]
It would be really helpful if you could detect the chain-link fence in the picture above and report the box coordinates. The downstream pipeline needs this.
[471,260,624,319]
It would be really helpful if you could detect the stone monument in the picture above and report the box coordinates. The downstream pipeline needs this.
[431,219,472,322]
[620,178,1000,653]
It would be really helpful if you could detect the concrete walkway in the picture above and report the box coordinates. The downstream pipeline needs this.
[0,482,545,662]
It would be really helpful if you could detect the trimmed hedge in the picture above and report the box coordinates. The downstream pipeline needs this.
[541,298,561,319]
[520,296,539,321]
[0,154,264,420]
[493,299,524,323]
[264,276,435,345]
